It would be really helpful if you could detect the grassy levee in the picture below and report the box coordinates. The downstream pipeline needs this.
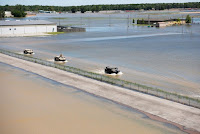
[47,32,65,35]
[0,49,199,108]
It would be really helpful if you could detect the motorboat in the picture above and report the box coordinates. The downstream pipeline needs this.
[24,49,33,54]
[105,66,120,74]
[54,54,66,61]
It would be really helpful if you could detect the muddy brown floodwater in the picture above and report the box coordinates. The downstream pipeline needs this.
[0,62,187,134]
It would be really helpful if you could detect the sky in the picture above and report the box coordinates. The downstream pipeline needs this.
[0,0,199,6]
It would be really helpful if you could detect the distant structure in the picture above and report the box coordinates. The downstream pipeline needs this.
[156,22,167,27]
[57,26,86,32]
[137,19,186,27]
[4,11,14,17]
[38,10,56,14]
[25,11,36,17]
[0,20,57,36]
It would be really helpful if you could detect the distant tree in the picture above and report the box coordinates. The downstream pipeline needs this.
[132,19,135,23]
[91,6,96,13]
[137,19,139,24]
[185,14,191,23]
[15,4,23,11]
[48,6,54,11]
[80,6,86,13]
[142,18,145,24]
[0,11,5,18]
[177,18,181,22]
[71,6,77,13]
[10,4,27,17]
[95,6,100,12]
[1,2,200,13]
[11,9,26,17]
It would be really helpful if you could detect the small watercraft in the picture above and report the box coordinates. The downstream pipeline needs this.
[54,54,66,61]
[24,49,34,54]
[105,66,120,74]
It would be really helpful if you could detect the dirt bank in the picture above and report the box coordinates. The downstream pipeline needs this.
[0,53,200,133]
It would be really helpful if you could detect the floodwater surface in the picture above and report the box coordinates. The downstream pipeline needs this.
[0,62,186,134]
[0,12,200,98]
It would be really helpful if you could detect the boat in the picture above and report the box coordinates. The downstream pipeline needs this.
[105,66,120,74]
[54,54,66,61]
[24,49,33,54]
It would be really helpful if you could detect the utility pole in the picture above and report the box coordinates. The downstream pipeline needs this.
[80,16,82,25]
[109,15,111,26]
[88,17,90,30]
[129,12,132,26]
[182,15,183,34]
[59,18,60,26]
[127,15,130,27]
[191,17,193,24]
[127,15,129,33]
[191,17,193,38]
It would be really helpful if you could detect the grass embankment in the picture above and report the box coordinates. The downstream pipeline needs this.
[133,24,151,26]
[47,32,65,35]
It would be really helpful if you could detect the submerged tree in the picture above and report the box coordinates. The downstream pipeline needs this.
[80,6,86,13]
[185,14,191,23]
[132,18,135,23]
[71,6,77,13]
[142,18,145,24]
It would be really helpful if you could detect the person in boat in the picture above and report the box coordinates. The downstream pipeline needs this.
[105,66,120,74]
[24,49,33,54]
[54,54,66,61]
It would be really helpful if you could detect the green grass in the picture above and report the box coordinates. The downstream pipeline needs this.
[47,32,65,35]
[133,24,151,26]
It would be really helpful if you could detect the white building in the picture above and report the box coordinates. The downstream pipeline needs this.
[4,11,14,17]
[0,20,57,36]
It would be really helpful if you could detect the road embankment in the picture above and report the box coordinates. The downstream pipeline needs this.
[0,53,200,133]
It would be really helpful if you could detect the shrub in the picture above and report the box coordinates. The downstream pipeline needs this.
[142,19,145,24]
[185,14,191,23]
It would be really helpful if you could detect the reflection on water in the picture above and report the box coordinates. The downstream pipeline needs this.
[0,63,186,134]
[0,13,200,98]
[66,32,182,42]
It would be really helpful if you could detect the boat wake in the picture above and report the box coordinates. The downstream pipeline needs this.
[46,59,68,63]
[17,52,35,55]
[94,69,123,76]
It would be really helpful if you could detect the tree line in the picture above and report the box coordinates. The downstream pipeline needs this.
[0,2,200,17]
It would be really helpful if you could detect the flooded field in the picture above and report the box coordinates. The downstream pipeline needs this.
[0,62,187,134]
[0,11,200,98]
